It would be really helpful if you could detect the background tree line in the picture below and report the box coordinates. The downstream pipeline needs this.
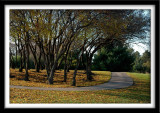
[10,9,150,86]
[10,46,151,73]
[92,45,150,73]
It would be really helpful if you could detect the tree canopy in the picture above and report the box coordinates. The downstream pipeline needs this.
[10,9,150,86]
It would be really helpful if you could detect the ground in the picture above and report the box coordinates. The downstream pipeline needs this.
[10,69,111,87]
[9,69,150,103]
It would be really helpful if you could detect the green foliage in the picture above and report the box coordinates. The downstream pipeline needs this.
[132,50,150,73]
[92,46,150,73]
[92,46,135,72]
[12,56,35,69]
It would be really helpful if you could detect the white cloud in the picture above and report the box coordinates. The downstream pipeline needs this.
[131,43,149,55]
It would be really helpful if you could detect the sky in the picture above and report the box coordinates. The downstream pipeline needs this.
[133,10,150,55]
[131,43,149,55]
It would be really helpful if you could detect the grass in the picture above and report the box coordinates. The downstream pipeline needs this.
[10,72,150,103]
[10,68,111,88]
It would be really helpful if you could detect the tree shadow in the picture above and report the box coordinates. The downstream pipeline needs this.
[10,75,15,78]
[95,83,150,103]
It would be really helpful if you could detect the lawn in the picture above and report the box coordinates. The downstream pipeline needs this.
[10,72,150,103]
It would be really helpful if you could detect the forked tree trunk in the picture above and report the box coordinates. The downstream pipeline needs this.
[48,66,55,84]
[48,60,58,84]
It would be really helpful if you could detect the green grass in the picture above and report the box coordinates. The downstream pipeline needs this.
[10,72,150,103]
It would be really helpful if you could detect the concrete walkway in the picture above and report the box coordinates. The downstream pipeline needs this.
[10,72,133,91]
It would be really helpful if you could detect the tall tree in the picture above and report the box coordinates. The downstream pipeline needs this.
[93,45,135,71]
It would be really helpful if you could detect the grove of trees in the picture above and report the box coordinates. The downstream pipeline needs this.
[10,9,150,86]
[92,46,150,73]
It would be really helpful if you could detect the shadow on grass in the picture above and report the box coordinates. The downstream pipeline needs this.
[95,81,150,103]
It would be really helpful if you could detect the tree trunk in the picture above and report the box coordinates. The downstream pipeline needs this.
[67,67,70,72]
[86,58,93,81]
[15,45,17,68]
[46,67,50,79]
[24,55,29,81]
[48,60,58,84]
[66,52,73,72]
[24,66,29,81]
[72,56,81,86]
[19,52,23,72]
[86,53,93,81]
[35,63,40,72]
[86,66,92,81]
[48,66,55,84]
[24,33,29,81]
[23,48,26,69]
[63,65,67,82]
[37,48,42,72]
[63,42,72,82]
[72,69,77,86]
[57,56,64,70]
[63,55,68,82]
[48,71,54,84]
[24,52,29,81]
[10,48,15,69]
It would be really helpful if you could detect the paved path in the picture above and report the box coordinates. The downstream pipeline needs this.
[10,72,133,91]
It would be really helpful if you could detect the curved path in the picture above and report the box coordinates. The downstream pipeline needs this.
[10,72,133,91]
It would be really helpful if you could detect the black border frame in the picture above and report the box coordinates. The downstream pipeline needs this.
[1,0,159,111]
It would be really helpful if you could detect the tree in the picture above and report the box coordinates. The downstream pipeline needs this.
[93,45,135,72]
[80,10,150,80]
[10,10,31,81]
[132,50,150,73]
[141,50,150,73]
[9,9,150,85]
